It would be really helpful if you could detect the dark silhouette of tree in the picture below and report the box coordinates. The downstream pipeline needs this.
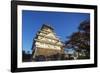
[65,20,90,59]
[22,50,32,62]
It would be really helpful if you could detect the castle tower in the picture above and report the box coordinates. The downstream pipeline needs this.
[32,24,64,61]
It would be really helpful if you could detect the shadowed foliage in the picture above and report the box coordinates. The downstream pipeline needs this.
[22,50,32,62]
[65,20,90,59]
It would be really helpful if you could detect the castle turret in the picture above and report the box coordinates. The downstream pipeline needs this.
[32,24,64,61]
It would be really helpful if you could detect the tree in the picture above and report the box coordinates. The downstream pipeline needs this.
[22,50,32,62]
[65,20,90,59]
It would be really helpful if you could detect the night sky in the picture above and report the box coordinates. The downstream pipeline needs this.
[22,10,90,54]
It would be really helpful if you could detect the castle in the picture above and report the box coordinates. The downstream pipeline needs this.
[31,24,64,61]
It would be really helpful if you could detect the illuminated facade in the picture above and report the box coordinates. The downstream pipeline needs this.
[32,24,64,61]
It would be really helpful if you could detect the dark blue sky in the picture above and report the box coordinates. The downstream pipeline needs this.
[22,10,90,53]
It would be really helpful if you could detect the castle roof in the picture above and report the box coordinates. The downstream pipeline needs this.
[41,24,54,30]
